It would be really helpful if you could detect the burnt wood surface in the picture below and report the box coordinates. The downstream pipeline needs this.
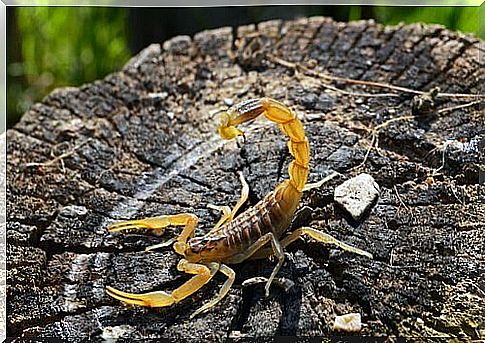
[7,17,484,341]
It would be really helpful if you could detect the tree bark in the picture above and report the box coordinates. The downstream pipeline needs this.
[7,17,484,341]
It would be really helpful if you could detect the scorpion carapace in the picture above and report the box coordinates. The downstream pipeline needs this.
[106,97,372,318]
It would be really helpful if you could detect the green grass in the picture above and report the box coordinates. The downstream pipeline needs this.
[7,6,482,128]
[8,7,131,127]
[371,7,481,38]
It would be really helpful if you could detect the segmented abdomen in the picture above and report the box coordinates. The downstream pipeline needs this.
[188,182,300,261]
[222,191,283,249]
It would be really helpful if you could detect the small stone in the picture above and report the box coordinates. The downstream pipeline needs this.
[229,330,245,339]
[334,173,380,220]
[102,325,135,340]
[224,98,234,106]
[333,313,362,332]
[60,205,88,218]
[148,92,168,99]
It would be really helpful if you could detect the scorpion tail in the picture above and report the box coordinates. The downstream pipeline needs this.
[218,97,309,193]
[260,98,310,193]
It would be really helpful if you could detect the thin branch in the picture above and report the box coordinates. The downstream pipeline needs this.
[374,115,416,131]
[354,132,377,170]
[436,100,481,114]
[353,115,415,169]
[24,139,91,168]
[295,72,399,98]
[268,54,485,100]
[394,185,410,211]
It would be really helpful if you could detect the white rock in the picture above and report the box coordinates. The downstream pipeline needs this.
[60,205,88,217]
[102,325,135,340]
[333,313,362,332]
[334,173,380,220]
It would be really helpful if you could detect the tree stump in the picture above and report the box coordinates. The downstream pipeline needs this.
[7,17,484,341]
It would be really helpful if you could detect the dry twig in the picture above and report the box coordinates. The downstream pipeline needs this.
[436,100,481,114]
[394,185,410,211]
[352,115,416,169]
[269,55,485,100]
[24,139,91,170]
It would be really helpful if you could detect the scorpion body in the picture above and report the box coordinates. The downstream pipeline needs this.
[186,98,308,264]
[106,98,371,318]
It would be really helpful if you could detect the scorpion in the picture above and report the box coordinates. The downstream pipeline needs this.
[106,97,373,318]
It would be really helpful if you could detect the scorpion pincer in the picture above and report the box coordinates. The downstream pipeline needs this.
[106,97,373,318]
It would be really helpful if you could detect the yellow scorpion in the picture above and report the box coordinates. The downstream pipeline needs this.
[106,98,372,318]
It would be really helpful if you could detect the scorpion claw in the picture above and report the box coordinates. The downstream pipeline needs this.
[108,220,160,233]
[144,237,177,251]
[106,286,174,307]
[218,125,244,140]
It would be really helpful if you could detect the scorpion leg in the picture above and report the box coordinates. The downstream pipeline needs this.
[207,204,232,230]
[190,264,235,318]
[281,227,373,258]
[252,227,373,259]
[230,171,250,218]
[263,233,286,297]
[106,259,220,309]
[303,171,341,191]
[208,171,249,232]
[225,232,285,297]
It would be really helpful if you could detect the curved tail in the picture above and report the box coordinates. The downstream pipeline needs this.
[218,98,310,193]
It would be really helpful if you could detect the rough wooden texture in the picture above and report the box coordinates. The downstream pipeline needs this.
[7,17,484,341]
